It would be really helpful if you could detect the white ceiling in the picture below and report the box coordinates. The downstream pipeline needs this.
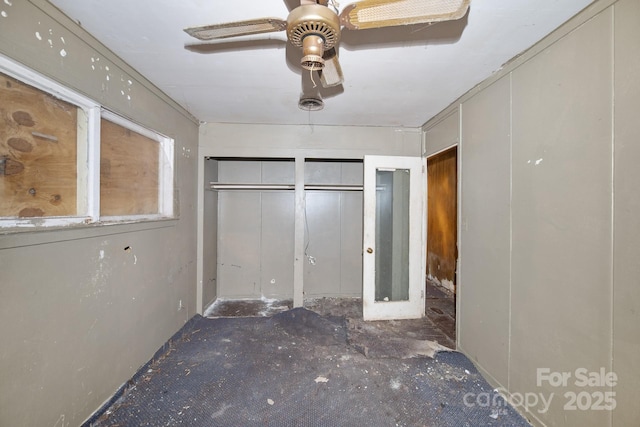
[47,0,594,127]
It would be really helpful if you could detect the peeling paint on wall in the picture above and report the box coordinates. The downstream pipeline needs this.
[85,242,112,300]
[0,3,197,425]
[0,0,9,18]
[1,0,148,118]
[88,57,135,102]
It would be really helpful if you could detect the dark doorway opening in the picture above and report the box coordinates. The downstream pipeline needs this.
[426,146,457,344]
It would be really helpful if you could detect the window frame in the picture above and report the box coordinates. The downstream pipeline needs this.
[0,55,175,231]
[100,110,175,222]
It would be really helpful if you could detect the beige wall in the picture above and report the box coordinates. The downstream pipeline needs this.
[216,160,296,299]
[304,161,364,298]
[459,75,512,388]
[199,122,422,160]
[212,160,364,300]
[3,0,635,426]
[0,1,199,426]
[423,110,459,157]
[612,1,640,426]
[424,0,638,425]
[202,159,218,306]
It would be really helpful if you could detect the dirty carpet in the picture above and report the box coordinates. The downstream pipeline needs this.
[85,308,530,426]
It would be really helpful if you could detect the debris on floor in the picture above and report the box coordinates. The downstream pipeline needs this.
[85,309,530,427]
[204,296,293,318]
[347,317,452,359]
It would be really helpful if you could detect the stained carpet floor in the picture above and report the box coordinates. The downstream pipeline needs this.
[86,309,529,426]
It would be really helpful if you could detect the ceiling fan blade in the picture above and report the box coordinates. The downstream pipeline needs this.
[184,18,287,41]
[340,0,470,30]
[320,48,344,88]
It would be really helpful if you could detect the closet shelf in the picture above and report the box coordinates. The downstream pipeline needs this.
[210,183,363,191]
[304,184,363,191]
[210,183,294,190]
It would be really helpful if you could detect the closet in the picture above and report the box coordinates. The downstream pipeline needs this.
[205,157,363,303]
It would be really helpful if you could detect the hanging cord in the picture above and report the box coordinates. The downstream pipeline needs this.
[310,67,317,88]
[303,194,316,265]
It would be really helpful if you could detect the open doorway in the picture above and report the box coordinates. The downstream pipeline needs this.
[426,147,457,344]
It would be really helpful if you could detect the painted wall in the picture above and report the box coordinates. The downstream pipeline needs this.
[216,159,296,299]
[213,159,364,300]
[0,1,199,426]
[304,161,363,298]
[423,111,459,158]
[424,0,638,425]
[199,123,422,160]
[202,159,218,306]
[611,1,640,425]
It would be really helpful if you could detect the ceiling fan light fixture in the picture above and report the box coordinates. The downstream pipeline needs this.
[301,55,325,70]
[301,35,325,70]
[298,94,324,111]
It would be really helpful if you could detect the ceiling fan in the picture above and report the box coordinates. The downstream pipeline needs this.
[184,0,470,109]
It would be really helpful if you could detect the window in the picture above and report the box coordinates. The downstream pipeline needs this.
[1,72,81,219]
[0,56,174,230]
[100,112,174,219]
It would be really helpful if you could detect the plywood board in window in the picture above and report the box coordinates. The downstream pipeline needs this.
[0,73,78,217]
[100,119,159,216]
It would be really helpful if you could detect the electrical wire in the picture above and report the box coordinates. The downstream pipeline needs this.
[303,193,316,265]
[310,67,317,88]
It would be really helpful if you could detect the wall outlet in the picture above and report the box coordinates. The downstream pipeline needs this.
[178,300,183,311]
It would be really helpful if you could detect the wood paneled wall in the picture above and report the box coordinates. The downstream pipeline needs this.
[426,147,457,286]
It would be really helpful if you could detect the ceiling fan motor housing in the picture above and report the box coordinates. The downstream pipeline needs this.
[287,5,341,70]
